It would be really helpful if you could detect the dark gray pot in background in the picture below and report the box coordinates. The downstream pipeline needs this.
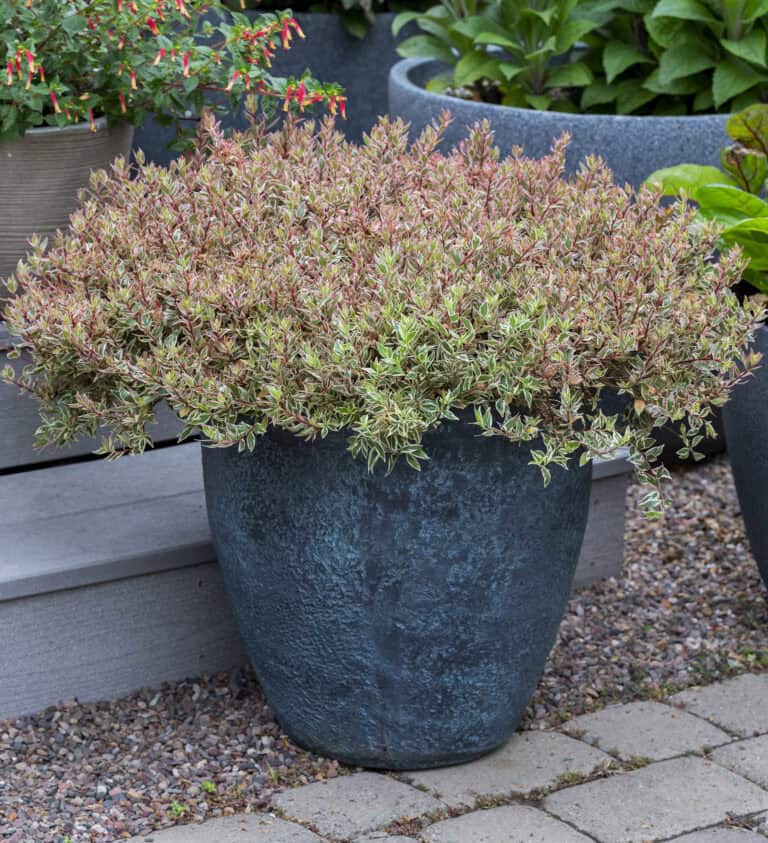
[723,325,768,589]
[133,12,401,166]
[202,419,592,769]
[389,58,730,188]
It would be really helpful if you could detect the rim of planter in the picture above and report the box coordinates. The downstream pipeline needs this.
[17,116,114,140]
[390,57,729,126]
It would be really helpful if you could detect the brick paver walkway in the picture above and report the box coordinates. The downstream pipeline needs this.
[127,673,768,842]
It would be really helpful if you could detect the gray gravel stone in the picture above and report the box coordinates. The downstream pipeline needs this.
[422,804,593,842]
[124,813,321,841]
[710,735,768,788]
[402,731,610,807]
[671,675,768,737]
[543,756,768,842]
[271,773,441,839]
[562,701,731,761]
[670,830,767,841]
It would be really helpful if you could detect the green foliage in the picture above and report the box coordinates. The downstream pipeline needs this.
[396,0,768,113]
[647,103,768,291]
[228,0,426,40]
[0,0,343,142]
[2,114,760,511]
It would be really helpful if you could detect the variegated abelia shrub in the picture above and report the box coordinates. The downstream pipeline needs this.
[2,114,761,513]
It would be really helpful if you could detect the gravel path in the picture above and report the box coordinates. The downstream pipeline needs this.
[1,456,767,843]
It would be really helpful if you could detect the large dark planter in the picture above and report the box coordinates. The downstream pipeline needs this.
[134,12,401,166]
[202,419,592,769]
[388,58,730,188]
[723,325,768,588]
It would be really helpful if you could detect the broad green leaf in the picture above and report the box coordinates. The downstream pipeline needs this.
[615,83,658,112]
[657,41,715,83]
[721,30,767,66]
[498,61,524,80]
[643,13,693,46]
[721,144,768,192]
[650,0,718,22]
[720,218,768,260]
[713,58,766,108]
[453,16,507,40]
[454,50,500,86]
[581,81,618,108]
[726,104,768,154]
[556,18,601,51]
[693,87,714,111]
[642,68,703,94]
[603,41,653,83]
[546,62,594,88]
[474,31,523,51]
[743,0,768,21]
[644,164,734,194]
[697,184,768,224]
[392,11,424,36]
[525,93,553,110]
[424,71,455,92]
[397,34,456,64]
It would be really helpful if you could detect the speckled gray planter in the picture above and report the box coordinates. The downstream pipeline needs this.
[202,420,592,769]
[389,58,730,187]
[723,325,768,589]
[134,12,402,166]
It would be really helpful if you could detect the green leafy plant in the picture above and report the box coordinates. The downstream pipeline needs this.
[647,103,768,292]
[397,0,599,109]
[2,114,760,512]
[396,0,768,113]
[0,0,344,142]
[229,0,424,40]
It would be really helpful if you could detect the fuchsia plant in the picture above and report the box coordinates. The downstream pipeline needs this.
[0,0,344,140]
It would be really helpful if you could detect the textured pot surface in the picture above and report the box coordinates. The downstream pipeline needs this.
[723,325,768,588]
[134,12,401,166]
[389,58,730,188]
[0,119,134,281]
[202,421,592,769]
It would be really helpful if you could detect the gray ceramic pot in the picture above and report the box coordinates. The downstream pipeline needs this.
[133,12,401,166]
[723,325,768,588]
[389,58,730,188]
[0,119,134,281]
[202,419,592,769]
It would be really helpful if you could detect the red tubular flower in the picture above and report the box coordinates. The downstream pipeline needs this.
[339,96,347,119]
[262,47,272,67]
[153,47,166,65]
[175,0,190,18]
[296,81,306,111]
[88,108,96,132]
[280,20,292,49]
[117,0,123,10]
[49,90,61,113]
[130,70,137,90]
[26,51,35,73]
[289,18,305,38]
[129,1,137,12]
[182,52,190,77]
[119,91,127,113]
[87,17,96,29]
[146,16,160,35]
[15,56,22,80]
[225,70,240,92]
[283,85,293,111]
[38,65,45,82]
[6,61,12,86]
